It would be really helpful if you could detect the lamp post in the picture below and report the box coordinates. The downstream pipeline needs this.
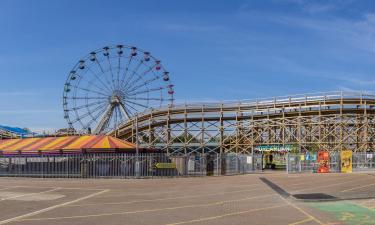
[135,114,140,177]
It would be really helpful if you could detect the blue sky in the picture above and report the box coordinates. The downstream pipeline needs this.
[1,0,375,131]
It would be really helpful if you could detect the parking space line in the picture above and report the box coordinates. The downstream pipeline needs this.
[0,185,106,191]
[0,189,109,225]
[260,177,325,225]
[18,193,278,222]
[287,175,359,188]
[288,217,314,225]
[351,201,375,211]
[292,177,375,193]
[279,196,324,225]
[340,183,375,192]
[0,187,17,191]
[67,187,267,207]
[99,184,264,198]
[0,187,60,201]
[165,204,287,225]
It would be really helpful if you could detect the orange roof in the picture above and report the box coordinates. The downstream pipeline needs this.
[0,135,135,155]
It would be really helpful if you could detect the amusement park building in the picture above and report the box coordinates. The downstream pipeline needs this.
[112,91,375,156]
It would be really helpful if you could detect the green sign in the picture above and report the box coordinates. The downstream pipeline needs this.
[255,145,292,152]
[155,163,176,169]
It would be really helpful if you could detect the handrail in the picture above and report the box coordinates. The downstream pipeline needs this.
[138,91,375,116]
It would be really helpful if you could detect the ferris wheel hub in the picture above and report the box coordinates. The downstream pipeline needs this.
[110,90,124,105]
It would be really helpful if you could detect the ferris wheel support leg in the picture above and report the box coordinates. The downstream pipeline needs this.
[94,104,115,134]
[119,103,131,120]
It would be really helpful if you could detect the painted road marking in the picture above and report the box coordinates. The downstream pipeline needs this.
[0,188,60,201]
[0,185,106,191]
[288,217,314,225]
[259,177,325,225]
[165,204,287,225]
[281,197,325,225]
[309,201,375,225]
[0,189,109,225]
[18,194,278,222]
[341,183,375,193]
[67,186,266,207]
[292,176,375,193]
[287,175,362,188]
[99,183,263,198]
[0,187,17,191]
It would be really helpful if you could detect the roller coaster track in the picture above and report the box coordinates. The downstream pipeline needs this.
[112,91,375,155]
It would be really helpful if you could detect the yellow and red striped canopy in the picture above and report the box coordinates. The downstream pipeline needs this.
[0,135,135,155]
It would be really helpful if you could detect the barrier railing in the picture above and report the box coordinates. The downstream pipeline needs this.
[287,152,375,173]
[1,152,372,177]
[0,153,259,178]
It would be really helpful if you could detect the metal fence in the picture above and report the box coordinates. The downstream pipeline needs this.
[0,153,260,178]
[287,152,375,173]
[1,152,372,177]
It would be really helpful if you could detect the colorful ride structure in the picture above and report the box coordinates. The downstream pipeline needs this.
[0,125,34,139]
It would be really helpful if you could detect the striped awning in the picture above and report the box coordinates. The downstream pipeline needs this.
[0,135,135,155]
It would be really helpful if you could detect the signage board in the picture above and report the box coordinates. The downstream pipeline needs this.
[317,151,330,173]
[254,145,292,152]
[341,150,352,173]
[155,162,176,169]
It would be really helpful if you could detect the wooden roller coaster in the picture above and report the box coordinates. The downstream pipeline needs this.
[112,91,375,155]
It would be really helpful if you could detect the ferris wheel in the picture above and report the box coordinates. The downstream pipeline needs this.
[63,44,174,134]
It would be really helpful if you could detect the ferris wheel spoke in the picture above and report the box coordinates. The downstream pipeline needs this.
[126,97,164,101]
[119,105,127,122]
[123,99,148,109]
[71,85,110,97]
[123,63,156,90]
[95,59,116,90]
[83,106,108,130]
[72,102,108,124]
[70,75,111,97]
[120,60,143,90]
[117,56,121,90]
[118,103,131,120]
[106,55,117,90]
[70,100,107,111]
[127,86,165,96]
[86,66,113,93]
[72,104,105,126]
[123,101,139,113]
[126,75,161,93]
[87,102,109,119]
[69,96,108,100]
[119,55,134,89]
